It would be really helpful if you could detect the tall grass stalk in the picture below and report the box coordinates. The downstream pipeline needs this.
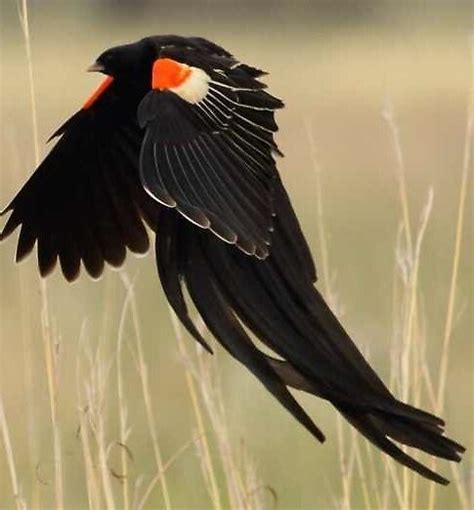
[0,395,26,510]
[306,81,469,509]
[117,286,133,510]
[436,36,473,418]
[119,272,172,510]
[135,436,197,510]
[428,36,474,510]
[168,306,265,509]
[306,120,372,510]
[76,322,100,509]
[169,308,223,510]
[77,323,116,509]
[193,322,247,509]
[18,1,65,508]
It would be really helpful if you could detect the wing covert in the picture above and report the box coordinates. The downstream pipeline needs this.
[137,52,284,259]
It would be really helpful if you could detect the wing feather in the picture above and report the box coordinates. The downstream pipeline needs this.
[1,80,157,281]
[138,55,282,258]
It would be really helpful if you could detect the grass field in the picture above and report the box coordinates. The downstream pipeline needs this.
[0,2,472,509]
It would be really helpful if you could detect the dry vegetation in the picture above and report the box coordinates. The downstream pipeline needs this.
[0,1,472,509]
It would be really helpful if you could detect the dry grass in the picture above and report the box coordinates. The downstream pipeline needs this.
[0,2,472,509]
[306,42,473,509]
[0,395,27,510]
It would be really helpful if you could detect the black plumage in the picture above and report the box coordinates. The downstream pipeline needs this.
[0,35,465,485]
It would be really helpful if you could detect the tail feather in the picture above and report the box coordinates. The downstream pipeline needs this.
[154,180,465,485]
[270,356,464,482]
[368,413,464,461]
[157,210,326,443]
[340,410,452,485]
[155,210,213,354]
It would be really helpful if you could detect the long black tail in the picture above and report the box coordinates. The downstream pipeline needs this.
[155,180,465,485]
[267,356,463,484]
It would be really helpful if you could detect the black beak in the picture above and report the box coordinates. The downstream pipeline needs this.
[87,62,105,73]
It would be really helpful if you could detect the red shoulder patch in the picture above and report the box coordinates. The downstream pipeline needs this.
[83,76,115,110]
[151,58,191,90]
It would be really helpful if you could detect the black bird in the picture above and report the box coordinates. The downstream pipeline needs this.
[0,35,465,485]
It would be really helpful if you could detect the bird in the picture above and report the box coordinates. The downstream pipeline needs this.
[0,35,465,485]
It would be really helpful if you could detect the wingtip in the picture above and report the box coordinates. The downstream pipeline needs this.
[39,264,56,280]
[62,267,82,283]
[0,214,18,242]
[0,204,11,217]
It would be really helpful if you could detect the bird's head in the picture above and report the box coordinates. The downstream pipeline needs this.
[88,39,155,80]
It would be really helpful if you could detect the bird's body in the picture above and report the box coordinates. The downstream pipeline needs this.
[0,35,465,485]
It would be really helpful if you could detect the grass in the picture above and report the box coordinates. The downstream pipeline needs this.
[311,86,472,508]
[0,2,472,508]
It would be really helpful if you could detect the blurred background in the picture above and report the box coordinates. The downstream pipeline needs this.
[0,1,472,509]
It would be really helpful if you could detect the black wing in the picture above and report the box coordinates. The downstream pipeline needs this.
[0,78,159,281]
[138,48,284,259]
